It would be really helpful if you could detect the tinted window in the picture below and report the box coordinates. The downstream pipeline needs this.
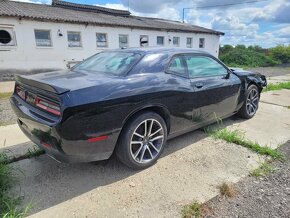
[74,52,141,76]
[184,56,227,78]
[168,56,187,77]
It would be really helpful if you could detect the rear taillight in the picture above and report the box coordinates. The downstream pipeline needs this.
[15,85,26,100]
[35,97,61,116]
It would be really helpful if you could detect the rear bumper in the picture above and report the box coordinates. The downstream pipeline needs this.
[10,95,117,163]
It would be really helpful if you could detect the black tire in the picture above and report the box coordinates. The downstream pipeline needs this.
[116,111,167,170]
[237,84,260,119]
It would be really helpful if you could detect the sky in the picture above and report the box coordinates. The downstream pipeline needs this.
[14,0,290,48]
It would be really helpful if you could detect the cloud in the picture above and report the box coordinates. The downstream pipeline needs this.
[272,1,290,23]
[96,2,180,21]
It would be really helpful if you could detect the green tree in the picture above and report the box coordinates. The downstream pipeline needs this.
[269,45,290,64]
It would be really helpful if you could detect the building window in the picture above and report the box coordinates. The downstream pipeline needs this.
[199,38,205,48]
[157,36,164,46]
[186,37,192,48]
[140,35,149,47]
[0,27,16,46]
[67,31,82,47]
[173,37,180,46]
[96,33,108,48]
[34,30,52,47]
[119,34,128,48]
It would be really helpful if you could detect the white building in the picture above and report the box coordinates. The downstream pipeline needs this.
[0,0,224,74]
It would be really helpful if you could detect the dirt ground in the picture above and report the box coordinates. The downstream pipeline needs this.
[0,66,289,217]
[0,99,17,126]
[248,66,290,77]
[205,142,290,218]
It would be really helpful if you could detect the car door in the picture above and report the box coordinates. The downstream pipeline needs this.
[183,54,241,124]
[164,55,199,134]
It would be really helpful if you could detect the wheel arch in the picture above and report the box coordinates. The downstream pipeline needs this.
[121,105,171,135]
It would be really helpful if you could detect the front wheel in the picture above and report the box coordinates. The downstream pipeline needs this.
[116,112,167,170]
[237,84,260,119]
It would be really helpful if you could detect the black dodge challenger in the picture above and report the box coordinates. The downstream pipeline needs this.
[10,48,267,169]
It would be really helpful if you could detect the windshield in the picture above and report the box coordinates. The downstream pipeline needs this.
[73,52,142,76]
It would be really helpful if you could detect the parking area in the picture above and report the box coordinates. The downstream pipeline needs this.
[0,69,290,217]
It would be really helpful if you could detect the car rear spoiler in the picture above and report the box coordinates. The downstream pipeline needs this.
[15,75,70,95]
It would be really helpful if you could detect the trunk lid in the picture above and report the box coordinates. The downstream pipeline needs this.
[16,70,111,95]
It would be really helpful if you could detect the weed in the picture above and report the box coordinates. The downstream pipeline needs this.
[0,152,32,217]
[0,92,12,100]
[263,81,290,92]
[26,145,45,158]
[181,201,203,218]
[208,128,283,159]
[219,182,236,198]
[250,162,273,177]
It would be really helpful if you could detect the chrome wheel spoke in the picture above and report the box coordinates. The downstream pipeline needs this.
[140,147,146,162]
[149,142,159,152]
[133,144,143,159]
[134,132,144,139]
[148,120,154,136]
[150,135,163,142]
[149,127,162,138]
[147,146,153,159]
[131,141,143,144]
[144,120,148,136]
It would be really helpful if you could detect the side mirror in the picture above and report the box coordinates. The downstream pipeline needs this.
[223,70,231,79]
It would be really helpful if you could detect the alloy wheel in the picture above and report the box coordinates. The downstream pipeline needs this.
[130,119,164,164]
[246,88,259,116]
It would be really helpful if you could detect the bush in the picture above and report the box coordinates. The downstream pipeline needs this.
[269,45,290,64]
[219,44,290,67]
[220,47,278,67]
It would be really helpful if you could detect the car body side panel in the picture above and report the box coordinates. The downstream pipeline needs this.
[190,73,241,123]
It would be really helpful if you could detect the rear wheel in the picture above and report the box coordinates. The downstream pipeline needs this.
[116,112,167,170]
[237,84,260,119]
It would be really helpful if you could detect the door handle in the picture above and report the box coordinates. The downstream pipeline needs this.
[195,82,204,89]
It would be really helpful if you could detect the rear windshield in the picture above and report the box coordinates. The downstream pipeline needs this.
[73,52,142,76]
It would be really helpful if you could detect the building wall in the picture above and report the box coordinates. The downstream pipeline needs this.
[0,17,220,71]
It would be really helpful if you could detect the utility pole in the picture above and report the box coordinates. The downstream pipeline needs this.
[182,7,195,23]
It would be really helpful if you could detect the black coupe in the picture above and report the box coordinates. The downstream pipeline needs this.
[10,48,267,169]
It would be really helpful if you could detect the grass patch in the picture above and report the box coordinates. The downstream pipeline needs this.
[263,81,290,92]
[208,128,283,160]
[287,106,290,109]
[219,182,236,198]
[181,201,203,218]
[0,92,12,100]
[0,153,30,218]
[0,145,45,165]
[250,162,273,177]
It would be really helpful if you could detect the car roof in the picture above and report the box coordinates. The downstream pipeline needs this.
[103,47,211,56]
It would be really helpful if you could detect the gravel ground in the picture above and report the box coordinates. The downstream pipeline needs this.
[249,67,290,77]
[0,99,17,126]
[204,142,290,218]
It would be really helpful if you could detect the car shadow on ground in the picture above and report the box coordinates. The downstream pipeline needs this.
[9,115,247,215]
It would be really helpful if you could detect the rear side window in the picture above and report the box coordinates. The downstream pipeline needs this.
[73,52,141,76]
[167,56,187,77]
[184,56,227,78]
